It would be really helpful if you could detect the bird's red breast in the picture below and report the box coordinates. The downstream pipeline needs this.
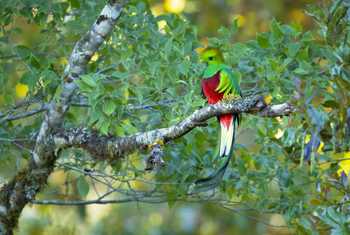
[201,72,223,104]
[201,72,232,129]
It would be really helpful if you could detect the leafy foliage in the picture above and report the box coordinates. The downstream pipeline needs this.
[1,0,350,234]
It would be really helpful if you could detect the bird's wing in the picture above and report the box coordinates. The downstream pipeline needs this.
[216,66,241,96]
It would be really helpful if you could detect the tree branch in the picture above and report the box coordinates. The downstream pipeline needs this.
[0,105,47,124]
[0,1,126,234]
[31,197,286,228]
[52,95,295,161]
[32,1,126,165]
[31,197,226,206]
[32,198,139,205]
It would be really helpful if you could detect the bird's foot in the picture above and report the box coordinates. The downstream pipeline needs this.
[222,94,241,102]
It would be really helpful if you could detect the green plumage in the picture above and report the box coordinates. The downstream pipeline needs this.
[216,68,241,96]
[203,63,241,96]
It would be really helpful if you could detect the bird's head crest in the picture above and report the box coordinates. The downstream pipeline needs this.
[200,48,224,65]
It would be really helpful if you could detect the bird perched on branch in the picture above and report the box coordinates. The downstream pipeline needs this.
[194,47,241,190]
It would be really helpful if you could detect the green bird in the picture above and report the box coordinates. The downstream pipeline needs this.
[195,47,242,190]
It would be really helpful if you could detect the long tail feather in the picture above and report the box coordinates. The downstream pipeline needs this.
[219,114,234,157]
[193,114,239,192]
[225,118,234,155]
[219,122,227,157]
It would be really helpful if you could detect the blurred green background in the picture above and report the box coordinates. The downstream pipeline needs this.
[152,0,315,39]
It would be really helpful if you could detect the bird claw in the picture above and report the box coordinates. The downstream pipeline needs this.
[222,94,241,102]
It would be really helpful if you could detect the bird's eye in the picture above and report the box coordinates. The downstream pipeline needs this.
[208,56,214,61]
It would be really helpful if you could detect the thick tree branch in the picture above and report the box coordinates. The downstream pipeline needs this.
[258,102,295,117]
[0,1,126,234]
[52,95,295,161]
[32,198,143,205]
[32,1,125,165]
[31,197,230,206]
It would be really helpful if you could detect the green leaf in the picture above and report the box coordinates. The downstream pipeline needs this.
[257,33,270,48]
[111,71,129,79]
[115,125,125,136]
[20,71,38,89]
[88,109,101,126]
[299,217,315,233]
[77,176,89,198]
[177,62,189,75]
[297,47,309,61]
[281,24,300,37]
[103,99,116,116]
[97,118,110,135]
[317,208,341,229]
[287,42,301,57]
[270,20,284,42]
[75,80,93,93]
[15,45,31,59]
[294,67,308,75]
[301,31,314,42]
[323,100,339,108]
[294,62,313,75]
[164,39,172,56]
[29,54,41,69]
[69,0,80,8]
[81,74,97,87]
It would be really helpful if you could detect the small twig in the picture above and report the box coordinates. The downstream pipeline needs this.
[126,99,176,111]
[0,104,47,123]
[12,142,33,155]
[221,205,289,228]
[242,88,269,97]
